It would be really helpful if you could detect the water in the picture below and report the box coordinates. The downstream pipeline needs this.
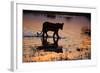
[23,35,91,62]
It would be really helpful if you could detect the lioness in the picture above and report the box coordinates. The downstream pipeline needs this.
[42,22,64,38]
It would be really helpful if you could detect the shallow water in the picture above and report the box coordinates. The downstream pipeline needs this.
[23,35,91,62]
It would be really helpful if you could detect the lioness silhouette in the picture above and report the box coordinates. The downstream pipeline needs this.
[42,22,64,38]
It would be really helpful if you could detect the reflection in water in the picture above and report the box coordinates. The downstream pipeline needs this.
[36,37,63,53]
[23,35,91,62]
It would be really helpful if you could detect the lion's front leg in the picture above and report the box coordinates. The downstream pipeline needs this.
[56,30,60,38]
